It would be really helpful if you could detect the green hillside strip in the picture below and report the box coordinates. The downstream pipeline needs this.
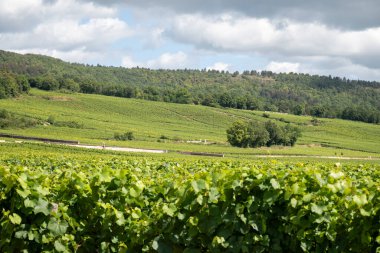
[0,89,379,157]
[1,49,379,124]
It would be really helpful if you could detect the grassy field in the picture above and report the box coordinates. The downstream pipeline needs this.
[0,89,379,159]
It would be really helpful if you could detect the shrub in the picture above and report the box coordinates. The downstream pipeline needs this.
[0,110,39,129]
[47,115,56,125]
[114,131,134,141]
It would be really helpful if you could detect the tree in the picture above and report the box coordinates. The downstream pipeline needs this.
[226,121,248,147]
[283,124,302,146]
[246,121,270,147]
[59,78,80,92]
[293,104,305,115]
[0,72,20,98]
[265,121,284,146]
[310,105,326,117]
[227,120,301,148]
[226,120,269,148]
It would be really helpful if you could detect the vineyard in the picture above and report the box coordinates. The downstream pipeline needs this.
[1,156,379,252]
[1,89,380,158]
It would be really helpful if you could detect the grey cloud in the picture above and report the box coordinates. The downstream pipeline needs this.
[85,0,380,30]
[0,16,41,33]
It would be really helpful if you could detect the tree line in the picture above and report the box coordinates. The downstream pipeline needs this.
[0,50,379,124]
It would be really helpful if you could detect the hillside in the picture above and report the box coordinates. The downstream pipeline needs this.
[0,50,379,124]
[0,89,379,159]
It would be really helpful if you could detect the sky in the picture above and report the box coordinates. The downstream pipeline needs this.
[1,0,380,81]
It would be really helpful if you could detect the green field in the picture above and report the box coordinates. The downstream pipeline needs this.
[0,89,379,159]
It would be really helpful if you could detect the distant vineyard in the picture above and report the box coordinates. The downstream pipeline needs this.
[1,50,379,124]
[0,157,379,252]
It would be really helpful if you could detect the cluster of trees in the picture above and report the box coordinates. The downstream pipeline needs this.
[227,120,301,148]
[1,50,379,124]
[341,107,380,123]
[0,71,29,98]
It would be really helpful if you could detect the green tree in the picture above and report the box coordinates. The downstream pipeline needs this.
[226,121,248,147]
[246,121,270,147]
[0,72,19,98]
[283,124,302,146]
[265,121,284,146]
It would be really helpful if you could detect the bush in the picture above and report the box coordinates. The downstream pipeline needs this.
[114,131,134,141]
[47,115,56,125]
[0,109,10,119]
[310,117,322,126]
[47,116,83,128]
[0,109,39,129]
[159,135,169,140]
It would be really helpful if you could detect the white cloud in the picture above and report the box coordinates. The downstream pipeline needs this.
[0,0,115,32]
[147,28,165,48]
[13,48,103,63]
[1,18,131,55]
[168,14,380,68]
[0,0,41,15]
[266,61,300,73]
[121,55,141,68]
[121,51,190,69]
[147,51,188,69]
[0,0,132,65]
[294,56,380,81]
[207,62,230,71]
[34,18,131,49]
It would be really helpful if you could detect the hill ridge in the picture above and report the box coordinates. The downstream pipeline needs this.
[0,49,379,124]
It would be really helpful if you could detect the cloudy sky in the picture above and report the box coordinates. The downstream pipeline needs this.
[1,0,380,81]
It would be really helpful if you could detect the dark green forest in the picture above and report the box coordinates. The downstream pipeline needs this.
[0,50,379,123]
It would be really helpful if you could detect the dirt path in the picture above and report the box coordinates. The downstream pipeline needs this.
[67,144,167,153]
[252,155,379,160]
[0,139,167,154]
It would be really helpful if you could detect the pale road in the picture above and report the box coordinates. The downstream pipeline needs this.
[67,144,167,153]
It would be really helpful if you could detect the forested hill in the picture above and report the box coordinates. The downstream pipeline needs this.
[1,49,379,123]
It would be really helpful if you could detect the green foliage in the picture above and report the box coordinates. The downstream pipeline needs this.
[1,50,379,123]
[47,115,55,125]
[0,109,39,129]
[114,131,134,141]
[159,135,169,140]
[0,71,30,99]
[46,115,83,128]
[0,157,380,252]
[341,106,380,124]
[227,120,301,148]
[0,89,379,157]
[226,121,248,147]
